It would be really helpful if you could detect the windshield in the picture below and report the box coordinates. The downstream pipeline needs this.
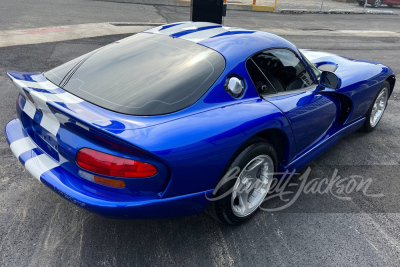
[45,33,226,116]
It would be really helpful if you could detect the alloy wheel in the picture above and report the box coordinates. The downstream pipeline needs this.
[231,155,274,217]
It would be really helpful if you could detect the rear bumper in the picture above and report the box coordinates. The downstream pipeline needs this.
[5,118,211,219]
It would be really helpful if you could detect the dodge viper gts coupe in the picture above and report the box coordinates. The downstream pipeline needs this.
[5,22,396,224]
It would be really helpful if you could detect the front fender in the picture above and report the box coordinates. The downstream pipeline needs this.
[301,50,395,123]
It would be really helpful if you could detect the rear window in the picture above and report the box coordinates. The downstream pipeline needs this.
[45,33,225,115]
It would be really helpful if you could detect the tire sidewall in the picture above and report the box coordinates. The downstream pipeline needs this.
[210,141,278,225]
[364,81,390,132]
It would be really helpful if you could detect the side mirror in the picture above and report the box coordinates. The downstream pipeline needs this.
[317,63,338,73]
[319,71,341,90]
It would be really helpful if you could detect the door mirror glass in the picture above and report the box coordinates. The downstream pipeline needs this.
[319,71,341,90]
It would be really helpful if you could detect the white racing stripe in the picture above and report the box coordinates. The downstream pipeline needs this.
[155,22,219,35]
[10,137,38,158]
[180,27,227,43]
[30,90,84,106]
[25,154,59,181]
[28,91,80,136]
[13,79,58,90]
[22,100,36,119]
[21,99,61,136]
[148,22,253,43]
[40,112,61,136]
[17,81,83,139]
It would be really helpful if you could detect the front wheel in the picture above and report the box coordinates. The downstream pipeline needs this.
[361,81,390,132]
[358,1,365,6]
[206,140,277,225]
[371,0,383,7]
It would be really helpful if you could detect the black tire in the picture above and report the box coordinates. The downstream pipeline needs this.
[358,1,365,6]
[371,0,382,7]
[206,139,278,225]
[361,81,390,132]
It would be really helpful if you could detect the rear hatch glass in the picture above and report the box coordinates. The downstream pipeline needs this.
[45,33,225,116]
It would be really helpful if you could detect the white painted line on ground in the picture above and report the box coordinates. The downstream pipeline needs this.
[0,23,155,48]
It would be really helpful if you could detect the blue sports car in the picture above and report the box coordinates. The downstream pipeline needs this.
[5,22,396,224]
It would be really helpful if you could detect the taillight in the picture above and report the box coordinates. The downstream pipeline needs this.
[76,148,158,178]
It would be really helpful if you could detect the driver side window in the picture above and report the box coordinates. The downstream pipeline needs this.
[246,48,315,96]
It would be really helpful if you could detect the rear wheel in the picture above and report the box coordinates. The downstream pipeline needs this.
[371,0,383,7]
[361,81,390,132]
[206,140,277,225]
[358,1,365,6]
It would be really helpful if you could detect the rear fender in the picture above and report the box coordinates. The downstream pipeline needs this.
[127,99,297,198]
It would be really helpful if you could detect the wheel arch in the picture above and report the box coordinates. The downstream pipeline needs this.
[254,128,290,167]
[217,128,292,183]
[387,75,396,96]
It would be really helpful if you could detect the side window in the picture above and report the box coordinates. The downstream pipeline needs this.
[300,51,321,80]
[246,48,315,95]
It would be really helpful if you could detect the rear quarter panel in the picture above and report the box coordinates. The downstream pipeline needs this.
[123,99,296,198]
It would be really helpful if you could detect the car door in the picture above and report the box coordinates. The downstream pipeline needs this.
[246,48,339,155]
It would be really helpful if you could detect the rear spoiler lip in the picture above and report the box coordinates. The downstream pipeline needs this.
[6,71,160,131]
[46,100,129,133]
[7,70,226,133]
[6,71,44,81]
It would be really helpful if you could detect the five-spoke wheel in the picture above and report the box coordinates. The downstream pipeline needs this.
[372,0,383,8]
[362,81,390,132]
[231,155,274,217]
[370,87,388,128]
[207,139,277,225]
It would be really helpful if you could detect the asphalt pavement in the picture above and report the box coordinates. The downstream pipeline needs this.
[1,2,400,267]
[0,0,166,31]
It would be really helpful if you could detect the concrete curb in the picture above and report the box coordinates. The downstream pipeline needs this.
[94,0,190,7]
[95,0,276,12]
[278,9,395,15]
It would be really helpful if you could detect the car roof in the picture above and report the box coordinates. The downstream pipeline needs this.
[145,22,299,62]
